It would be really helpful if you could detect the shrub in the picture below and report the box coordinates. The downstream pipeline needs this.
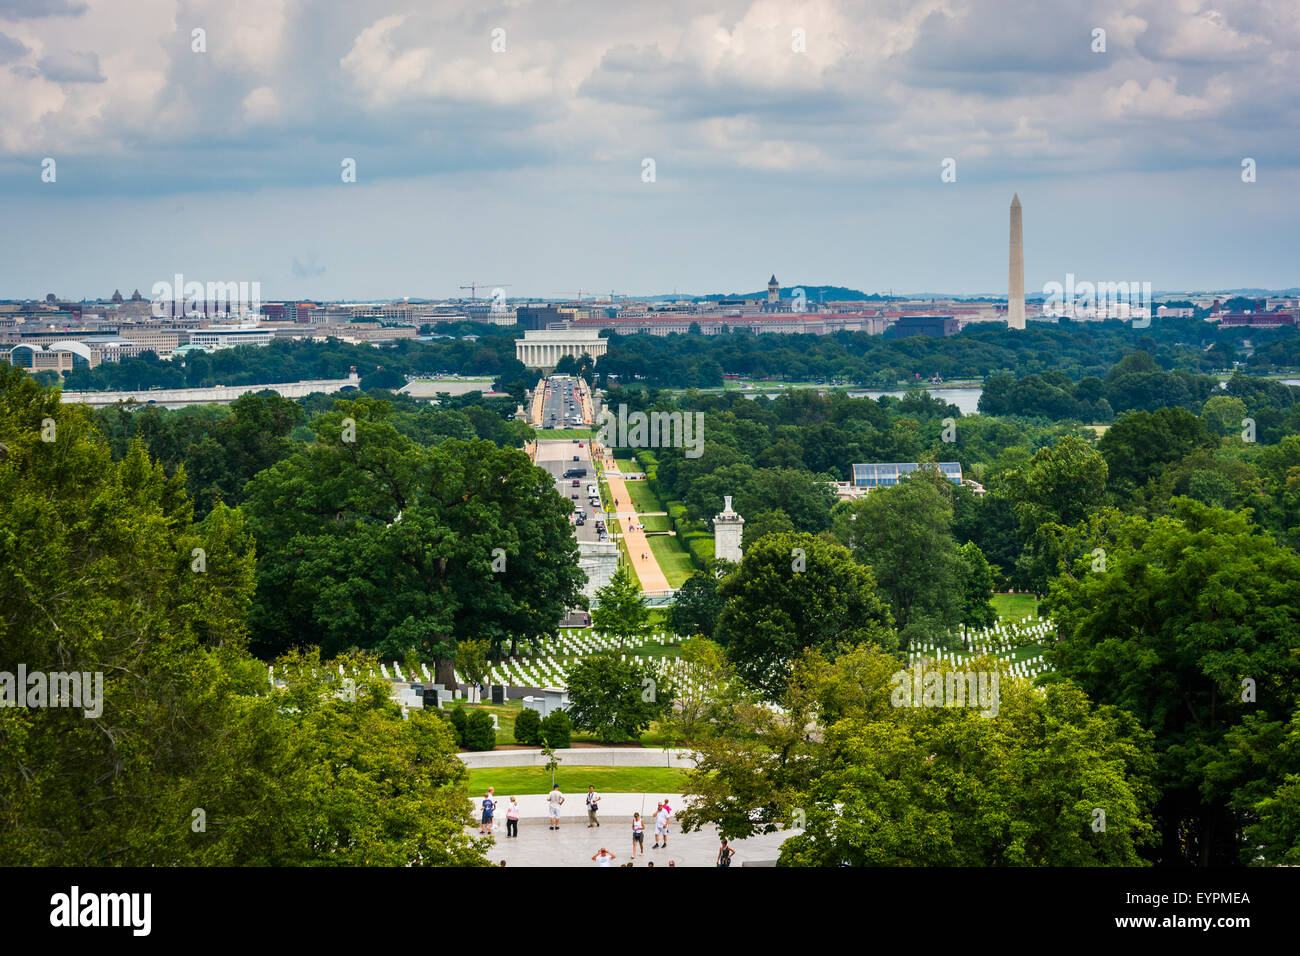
[449,705,469,747]
[540,709,572,749]
[514,707,543,745]
[464,709,497,751]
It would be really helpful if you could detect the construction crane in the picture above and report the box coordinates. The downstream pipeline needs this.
[458,282,511,302]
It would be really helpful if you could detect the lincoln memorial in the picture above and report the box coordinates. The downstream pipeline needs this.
[515,328,608,369]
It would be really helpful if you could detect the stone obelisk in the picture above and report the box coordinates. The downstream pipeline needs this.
[1008,193,1025,329]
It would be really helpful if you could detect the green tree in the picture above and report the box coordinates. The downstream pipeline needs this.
[832,471,963,649]
[715,532,895,697]
[957,541,998,636]
[1000,435,1108,593]
[677,644,1156,865]
[242,399,585,676]
[0,367,484,866]
[590,562,651,650]
[660,637,734,747]
[741,508,796,550]
[667,568,724,639]
[455,638,491,687]
[1043,500,1300,866]
[1000,434,1108,535]
[565,654,668,743]
[1200,394,1249,438]
[1097,407,1215,500]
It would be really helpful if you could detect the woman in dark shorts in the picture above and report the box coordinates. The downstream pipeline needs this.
[632,812,646,858]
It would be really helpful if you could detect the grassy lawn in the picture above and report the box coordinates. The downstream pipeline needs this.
[623,480,664,513]
[647,534,695,588]
[992,593,1040,621]
[465,765,691,796]
[613,458,638,473]
[640,515,671,533]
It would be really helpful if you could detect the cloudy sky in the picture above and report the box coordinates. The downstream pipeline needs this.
[1,0,1297,300]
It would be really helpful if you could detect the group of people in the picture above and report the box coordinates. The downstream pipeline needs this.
[477,785,737,867]
[477,787,520,838]
[629,800,673,856]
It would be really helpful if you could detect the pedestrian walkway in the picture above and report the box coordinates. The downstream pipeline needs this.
[471,803,791,867]
[603,471,670,591]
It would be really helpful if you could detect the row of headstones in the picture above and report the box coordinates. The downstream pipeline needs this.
[480,655,705,695]
[266,665,511,716]
[906,653,1053,675]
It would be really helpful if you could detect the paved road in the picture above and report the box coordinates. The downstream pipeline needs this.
[537,375,590,430]
[535,438,604,545]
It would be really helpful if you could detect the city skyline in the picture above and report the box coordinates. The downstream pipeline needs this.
[1,1,1297,298]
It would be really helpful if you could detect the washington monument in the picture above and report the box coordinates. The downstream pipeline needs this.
[1008,194,1025,330]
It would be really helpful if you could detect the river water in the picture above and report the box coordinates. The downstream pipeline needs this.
[742,386,983,415]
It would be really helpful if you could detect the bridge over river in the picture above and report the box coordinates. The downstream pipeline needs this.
[61,377,363,407]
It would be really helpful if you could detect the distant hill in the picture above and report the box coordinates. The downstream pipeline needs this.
[644,285,883,303]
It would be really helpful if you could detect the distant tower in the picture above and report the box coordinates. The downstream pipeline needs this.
[1008,194,1026,330]
[714,495,744,563]
[767,275,779,306]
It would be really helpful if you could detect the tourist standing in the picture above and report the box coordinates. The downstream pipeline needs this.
[480,791,496,835]
[586,785,601,828]
[506,796,519,837]
[653,801,670,849]
[631,812,646,858]
[547,783,565,830]
[717,839,735,868]
[592,848,616,867]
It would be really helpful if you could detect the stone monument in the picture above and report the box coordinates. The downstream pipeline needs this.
[1008,193,1026,330]
[714,495,744,564]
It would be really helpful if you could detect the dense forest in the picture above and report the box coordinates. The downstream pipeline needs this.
[41,316,1300,399]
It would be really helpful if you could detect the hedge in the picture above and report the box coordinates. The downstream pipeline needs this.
[664,499,714,572]
[634,450,658,480]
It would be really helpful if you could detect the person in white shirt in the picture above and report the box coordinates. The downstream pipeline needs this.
[631,813,646,858]
[586,786,601,828]
[547,784,565,830]
[653,803,670,848]
[592,848,616,867]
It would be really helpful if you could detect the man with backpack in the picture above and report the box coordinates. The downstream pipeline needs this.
[586,785,601,828]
